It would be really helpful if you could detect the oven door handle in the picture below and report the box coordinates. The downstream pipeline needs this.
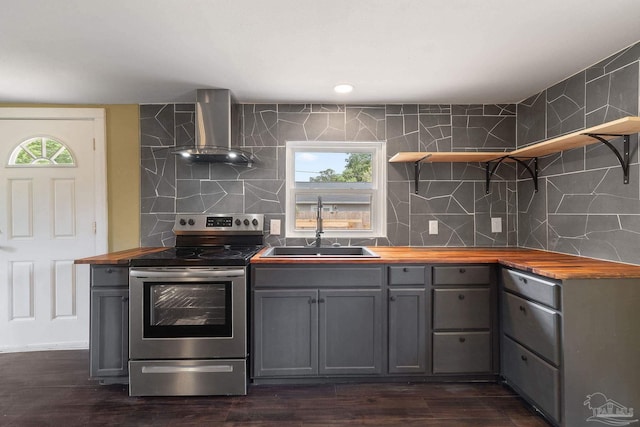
[141,365,234,374]
[129,268,245,278]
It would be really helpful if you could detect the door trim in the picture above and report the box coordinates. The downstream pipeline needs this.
[0,107,108,253]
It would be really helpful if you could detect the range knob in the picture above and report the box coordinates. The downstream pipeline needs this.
[188,218,195,226]
[179,218,186,226]
[243,219,250,226]
[235,219,242,226]
[252,218,259,226]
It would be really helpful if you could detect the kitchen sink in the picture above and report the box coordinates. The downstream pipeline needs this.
[261,246,380,258]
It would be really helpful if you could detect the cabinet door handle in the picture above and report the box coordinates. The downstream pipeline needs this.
[121,296,129,302]
[318,298,325,303]
[519,305,526,313]
[309,298,317,304]
[459,337,466,343]
[521,355,528,362]
[459,268,466,274]
[390,296,396,302]
[458,294,465,300]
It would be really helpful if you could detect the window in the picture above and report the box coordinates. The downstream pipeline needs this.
[8,137,75,167]
[286,141,386,238]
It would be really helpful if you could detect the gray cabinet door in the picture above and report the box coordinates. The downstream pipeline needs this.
[253,290,318,377]
[90,288,129,379]
[388,288,427,374]
[319,289,383,375]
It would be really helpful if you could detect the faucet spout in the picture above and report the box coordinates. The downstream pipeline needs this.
[315,196,323,248]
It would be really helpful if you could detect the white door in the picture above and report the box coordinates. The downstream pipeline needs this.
[0,108,107,352]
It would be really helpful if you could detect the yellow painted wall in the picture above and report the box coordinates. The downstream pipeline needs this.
[0,103,140,252]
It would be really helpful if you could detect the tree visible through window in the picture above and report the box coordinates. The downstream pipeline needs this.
[8,137,75,166]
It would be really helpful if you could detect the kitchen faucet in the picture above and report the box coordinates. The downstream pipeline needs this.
[315,196,323,248]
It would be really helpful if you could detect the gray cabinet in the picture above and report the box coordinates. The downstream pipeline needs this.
[388,266,428,374]
[501,268,562,425]
[432,264,495,374]
[89,265,129,384]
[320,289,382,375]
[251,265,384,379]
[500,267,640,427]
[253,290,318,377]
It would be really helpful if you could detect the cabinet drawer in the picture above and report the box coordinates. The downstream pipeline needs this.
[433,288,490,329]
[502,292,560,366]
[92,265,129,287]
[502,268,560,309]
[432,331,491,374]
[502,336,560,423]
[389,266,425,285]
[433,265,490,285]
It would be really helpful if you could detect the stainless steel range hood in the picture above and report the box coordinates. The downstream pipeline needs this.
[173,89,253,165]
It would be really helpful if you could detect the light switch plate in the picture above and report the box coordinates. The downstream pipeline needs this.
[270,219,281,236]
[491,217,502,233]
[428,220,438,235]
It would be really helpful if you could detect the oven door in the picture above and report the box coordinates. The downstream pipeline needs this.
[129,267,246,360]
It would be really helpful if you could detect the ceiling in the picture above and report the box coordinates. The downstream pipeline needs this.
[2,0,640,105]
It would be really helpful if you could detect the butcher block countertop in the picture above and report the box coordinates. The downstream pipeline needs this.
[75,246,640,280]
[251,247,640,280]
[74,247,167,265]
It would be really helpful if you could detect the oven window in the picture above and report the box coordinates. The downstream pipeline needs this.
[143,282,233,338]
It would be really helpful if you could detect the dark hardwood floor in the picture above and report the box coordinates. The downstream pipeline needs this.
[0,350,550,426]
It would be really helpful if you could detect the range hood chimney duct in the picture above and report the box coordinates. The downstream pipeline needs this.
[173,89,253,165]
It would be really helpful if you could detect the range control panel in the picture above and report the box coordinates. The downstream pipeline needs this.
[173,214,264,233]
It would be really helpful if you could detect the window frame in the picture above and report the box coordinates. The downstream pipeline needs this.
[7,136,76,167]
[285,140,387,239]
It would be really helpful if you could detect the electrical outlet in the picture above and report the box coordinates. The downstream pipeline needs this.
[428,220,438,235]
[491,217,502,233]
[270,219,281,236]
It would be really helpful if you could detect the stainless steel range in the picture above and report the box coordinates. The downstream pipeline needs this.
[128,214,263,396]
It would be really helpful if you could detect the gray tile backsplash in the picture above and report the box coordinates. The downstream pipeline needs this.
[139,41,640,265]
[516,42,640,264]
[140,101,515,248]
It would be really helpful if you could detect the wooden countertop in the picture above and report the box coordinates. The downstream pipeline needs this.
[75,246,640,280]
[251,247,640,280]
[74,247,167,265]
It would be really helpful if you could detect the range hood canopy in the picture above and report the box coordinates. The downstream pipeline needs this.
[173,89,253,165]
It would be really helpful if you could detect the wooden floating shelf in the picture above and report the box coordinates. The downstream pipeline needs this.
[388,116,640,194]
[389,152,515,163]
[511,116,640,157]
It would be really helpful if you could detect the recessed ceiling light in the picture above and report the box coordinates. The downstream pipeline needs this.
[334,84,354,94]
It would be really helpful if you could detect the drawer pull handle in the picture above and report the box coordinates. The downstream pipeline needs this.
[458,294,465,300]
[459,337,466,343]
[403,267,408,272]
[521,355,528,362]
[518,277,528,284]
[390,296,397,302]
[459,268,466,274]
[106,268,113,274]
[519,305,526,312]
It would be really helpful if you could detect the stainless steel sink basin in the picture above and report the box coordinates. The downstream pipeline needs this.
[261,246,380,258]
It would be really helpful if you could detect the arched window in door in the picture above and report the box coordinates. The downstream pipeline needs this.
[8,137,76,167]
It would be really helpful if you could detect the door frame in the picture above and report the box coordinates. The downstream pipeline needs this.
[0,107,108,253]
